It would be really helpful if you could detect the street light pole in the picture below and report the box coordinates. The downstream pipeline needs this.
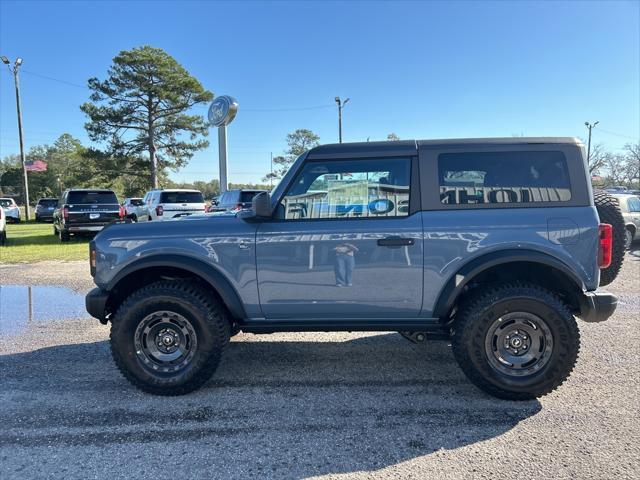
[2,56,30,220]
[335,96,350,143]
[585,120,599,165]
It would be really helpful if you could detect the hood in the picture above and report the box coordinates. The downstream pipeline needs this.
[95,213,244,242]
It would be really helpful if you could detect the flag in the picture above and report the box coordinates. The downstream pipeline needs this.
[25,160,47,172]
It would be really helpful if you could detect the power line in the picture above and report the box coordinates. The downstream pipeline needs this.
[20,69,86,89]
[243,104,334,112]
[596,128,639,141]
[14,69,337,113]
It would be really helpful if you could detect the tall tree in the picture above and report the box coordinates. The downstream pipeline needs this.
[81,46,213,188]
[264,128,320,181]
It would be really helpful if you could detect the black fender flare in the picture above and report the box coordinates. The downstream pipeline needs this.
[107,254,246,319]
[432,249,586,319]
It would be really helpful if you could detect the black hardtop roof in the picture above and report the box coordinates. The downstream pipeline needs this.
[306,137,582,159]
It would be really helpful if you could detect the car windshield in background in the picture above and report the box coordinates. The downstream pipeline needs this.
[68,191,118,204]
[239,191,262,203]
[129,199,144,206]
[0,199,14,207]
[38,200,58,207]
[160,192,204,203]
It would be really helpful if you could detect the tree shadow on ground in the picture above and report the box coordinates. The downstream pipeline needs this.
[1,333,542,478]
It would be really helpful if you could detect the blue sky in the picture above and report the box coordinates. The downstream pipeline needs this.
[1,0,638,184]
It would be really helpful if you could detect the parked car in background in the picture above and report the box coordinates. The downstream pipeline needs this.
[207,189,266,213]
[0,206,6,245]
[611,193,640,249]
[605,186,629,194]
[141,189,206,221]
[35,198,59,222]
[0,198,20,223]
[122,197,145,221]
[53,189,122,242]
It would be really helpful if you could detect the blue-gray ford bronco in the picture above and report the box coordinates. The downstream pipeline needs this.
[86,137,618,400]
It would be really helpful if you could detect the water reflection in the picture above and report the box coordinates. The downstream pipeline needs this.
[0,285,87,336]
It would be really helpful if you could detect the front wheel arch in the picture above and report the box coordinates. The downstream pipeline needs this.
[105,257,246,322]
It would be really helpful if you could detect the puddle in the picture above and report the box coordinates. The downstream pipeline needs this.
[0,285,88,336]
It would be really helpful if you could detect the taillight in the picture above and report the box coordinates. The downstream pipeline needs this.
[598,223,613,269]
[156,205,163,216]
[119,205,125,219]
[63,206,69,220]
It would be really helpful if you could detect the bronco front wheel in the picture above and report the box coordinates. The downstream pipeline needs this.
[110,281,230,395]
[451,282,580,400]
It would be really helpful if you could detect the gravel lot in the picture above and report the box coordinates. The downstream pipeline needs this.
[1,249,639,479]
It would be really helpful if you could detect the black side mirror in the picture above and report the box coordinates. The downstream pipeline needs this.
[240,192,271,220]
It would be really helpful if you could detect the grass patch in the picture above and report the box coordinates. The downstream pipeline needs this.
[0,222,89,263]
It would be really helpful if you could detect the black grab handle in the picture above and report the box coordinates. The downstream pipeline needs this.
[377,236,415,247]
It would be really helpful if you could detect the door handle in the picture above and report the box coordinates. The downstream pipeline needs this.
[377,236,415,247]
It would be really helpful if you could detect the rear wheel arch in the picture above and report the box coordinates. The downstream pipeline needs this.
[105,256,246,321]
[433,250,586,320]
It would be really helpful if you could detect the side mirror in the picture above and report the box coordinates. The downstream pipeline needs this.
[240,192,271,220]
[253,192,272,217]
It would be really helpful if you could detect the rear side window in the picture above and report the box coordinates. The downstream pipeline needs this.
[438,151,571,206]
[160,191,204,203]
[67,191,118,204]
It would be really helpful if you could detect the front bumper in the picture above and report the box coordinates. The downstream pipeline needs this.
[86,287,109,324]
[579,291,618,323]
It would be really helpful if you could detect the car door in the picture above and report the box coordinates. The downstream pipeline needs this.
[256,156,423,319]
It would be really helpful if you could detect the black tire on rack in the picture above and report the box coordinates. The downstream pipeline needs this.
[593,189,625,286]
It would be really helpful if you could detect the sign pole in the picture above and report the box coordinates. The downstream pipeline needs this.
[208,95,238,197]
[218,125,228,193]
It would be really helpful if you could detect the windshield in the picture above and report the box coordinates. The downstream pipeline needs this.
[129,199,144,206]
[160,191,204,203]
[0,199,14,207]
[38,199,58,207]
[67,191,118,204]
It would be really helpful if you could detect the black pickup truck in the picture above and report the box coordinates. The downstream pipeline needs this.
[53,189,122,242]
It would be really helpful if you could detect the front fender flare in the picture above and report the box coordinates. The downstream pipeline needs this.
[107,254,246,320]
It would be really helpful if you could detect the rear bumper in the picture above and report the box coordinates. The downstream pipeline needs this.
[64,223,110,232]
[579,291,618,323]
[86,287,109,324]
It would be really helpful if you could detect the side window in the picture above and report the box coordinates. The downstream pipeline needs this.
[438,151,572,206]
[280,157,411,220]
[627,197,640,212]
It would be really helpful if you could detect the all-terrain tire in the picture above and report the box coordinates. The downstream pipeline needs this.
[451,282,580,400]
[594,189,625,286]
[110,280,230,395]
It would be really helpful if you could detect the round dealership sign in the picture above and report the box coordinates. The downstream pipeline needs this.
[208,95,238,127]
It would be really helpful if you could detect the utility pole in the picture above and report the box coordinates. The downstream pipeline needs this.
[270,152,273,189]
[1,56,30,220]
[335,96,350,143]
[585,121,599,165]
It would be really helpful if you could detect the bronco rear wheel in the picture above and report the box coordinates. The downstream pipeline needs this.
[451,282,579,400]
[110,280,230,395]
